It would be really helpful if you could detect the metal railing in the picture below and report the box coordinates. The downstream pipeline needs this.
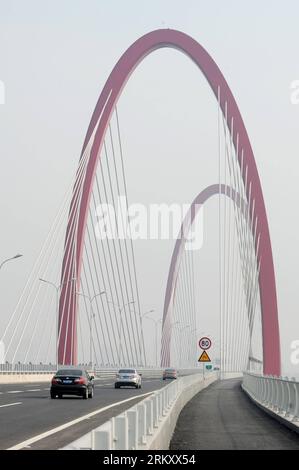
[0,363,58,373]
[0,364,202,376]
[242,372,299,424]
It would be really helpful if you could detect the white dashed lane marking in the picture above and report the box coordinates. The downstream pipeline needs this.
[0,402,22,408]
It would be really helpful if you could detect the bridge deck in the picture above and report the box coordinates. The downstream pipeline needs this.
[170,378,299,450]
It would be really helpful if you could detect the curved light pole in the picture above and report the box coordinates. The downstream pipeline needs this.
[39,277,76,366]
[141,309,154,365]
[76,291,106,369]
[179,324,190,368]
[143,311,163,367]
[107,300,135,366]
[170,321,181,367]
[0,254,22,271]
[189,327,199,367]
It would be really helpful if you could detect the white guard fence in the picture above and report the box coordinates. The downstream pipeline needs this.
[0,366,204,384]
[242,372,299,431]
[63,372,217,450]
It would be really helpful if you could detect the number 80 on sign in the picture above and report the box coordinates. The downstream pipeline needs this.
[199,337,212,350]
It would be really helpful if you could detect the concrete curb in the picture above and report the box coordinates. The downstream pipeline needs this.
[0,373,54,384]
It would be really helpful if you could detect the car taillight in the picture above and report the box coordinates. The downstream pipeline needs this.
[51,377,61,384]
[74,377,86,384]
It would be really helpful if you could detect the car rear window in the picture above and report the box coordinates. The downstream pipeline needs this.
[119,369,135,374]
[56,369,83,376]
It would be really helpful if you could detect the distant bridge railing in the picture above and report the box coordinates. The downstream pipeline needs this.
[242,372,299,431]
[0,363,58,373]
[0,363,204,374]
[0,364,203,382]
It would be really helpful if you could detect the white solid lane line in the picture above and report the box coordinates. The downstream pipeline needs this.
[0,402,22,408]
[8,391,154,450]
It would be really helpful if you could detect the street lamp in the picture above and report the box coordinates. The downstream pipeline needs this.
[0,254,23,271]
[170,321,181,366]
[141,309,155,319]
[179,324,190,368]
[39,277,76,366]
[189,327,198,366]
[107,299,135,366]
[142,312,163,367]
[76,291,106,370]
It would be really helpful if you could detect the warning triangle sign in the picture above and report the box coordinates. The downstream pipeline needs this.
[198,350,211,362]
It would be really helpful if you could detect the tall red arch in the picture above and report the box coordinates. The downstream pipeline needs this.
[58,29,280,376]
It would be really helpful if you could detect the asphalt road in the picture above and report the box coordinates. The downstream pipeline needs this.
[170,378,299,450]
[0,375,168,450]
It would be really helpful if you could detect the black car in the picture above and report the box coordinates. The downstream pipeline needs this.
[50,368,94,399]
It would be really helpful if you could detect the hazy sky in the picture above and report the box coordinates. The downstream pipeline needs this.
[0,1,299,373]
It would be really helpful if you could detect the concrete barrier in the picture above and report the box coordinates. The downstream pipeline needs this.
[62,372,217,450]
[0,373,54,384]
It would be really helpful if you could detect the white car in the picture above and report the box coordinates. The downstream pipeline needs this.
[115,368,142,389]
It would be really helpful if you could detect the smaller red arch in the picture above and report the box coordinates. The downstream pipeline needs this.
[161,184,276,376]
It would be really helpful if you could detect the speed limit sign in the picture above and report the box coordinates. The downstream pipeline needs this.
[199,337,212,350]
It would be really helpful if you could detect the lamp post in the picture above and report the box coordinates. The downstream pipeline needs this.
[170,321,181,366]
[76,291,106,370]
[107,300,135,366]
[141,309,154,365]
[0,254,22,271]
[39,277,76,367]
[189,327,198,367]
[143,312,162,367]
[179,324,190,368]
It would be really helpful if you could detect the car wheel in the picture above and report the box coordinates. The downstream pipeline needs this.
[83,388,88,399]
[50,392,56,399]
[114,383,118,389]
[88,387,94,399]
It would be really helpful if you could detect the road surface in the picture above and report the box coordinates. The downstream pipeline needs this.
[0,375,167,449]
[170,378,299,450]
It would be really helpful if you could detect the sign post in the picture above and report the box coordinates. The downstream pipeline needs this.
[198,337,212,378]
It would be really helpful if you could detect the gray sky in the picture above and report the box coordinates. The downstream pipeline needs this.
[0,1,299,373]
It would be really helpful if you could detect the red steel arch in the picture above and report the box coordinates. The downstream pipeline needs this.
[161,184,263,369]
[58,29,280,375]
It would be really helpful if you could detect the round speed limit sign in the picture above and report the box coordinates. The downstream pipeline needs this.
[199,337,212,350]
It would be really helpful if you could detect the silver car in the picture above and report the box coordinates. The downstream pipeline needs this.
[115,368,142,389]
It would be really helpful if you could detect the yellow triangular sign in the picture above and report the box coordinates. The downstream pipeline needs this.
[198,350,211,362]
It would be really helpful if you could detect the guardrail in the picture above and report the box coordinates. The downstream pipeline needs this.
[63,371,217,450]
[0,364,172,373]
[0,366,202,383]
[0,364,58,373]
[242,372,299,432]
[0,366,201,377]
